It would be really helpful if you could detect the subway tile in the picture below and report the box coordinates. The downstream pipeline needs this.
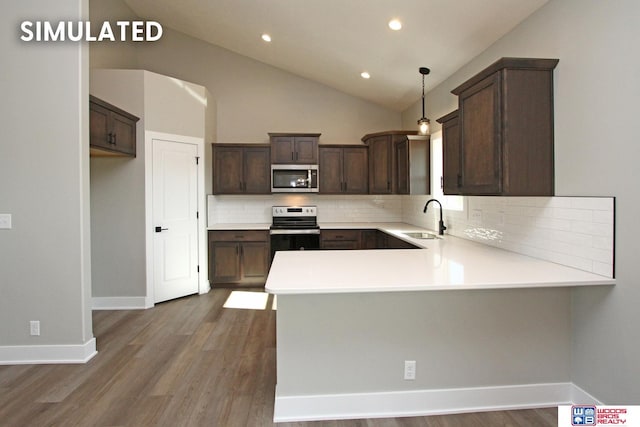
[554,208,593,222]
[570,197,614,211]
[592,209,614,224]
[593,261,614,277]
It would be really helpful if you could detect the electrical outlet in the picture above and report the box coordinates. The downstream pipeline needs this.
[0,214,11,230]
[404,360,416,380]
[470,209,482,224]
[30,320,40,336]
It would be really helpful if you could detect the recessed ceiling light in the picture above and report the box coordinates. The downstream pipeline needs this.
[388,19,402,31]
[261,33,272,42]
[361,72,371,79]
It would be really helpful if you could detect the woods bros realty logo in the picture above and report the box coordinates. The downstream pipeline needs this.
[559,405,640,426]
[20,20,163,42]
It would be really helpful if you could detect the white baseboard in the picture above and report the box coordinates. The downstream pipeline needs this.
[570,383,604,405]
[92,296,153,310]
[274,382,576,423]
[0,337,97,365]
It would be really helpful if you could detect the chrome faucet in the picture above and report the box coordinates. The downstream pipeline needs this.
[423,198,447,235]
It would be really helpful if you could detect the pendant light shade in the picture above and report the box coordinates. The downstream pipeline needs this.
[417,67,431,135]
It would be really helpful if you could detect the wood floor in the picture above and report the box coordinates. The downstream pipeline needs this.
[0,289,557,426]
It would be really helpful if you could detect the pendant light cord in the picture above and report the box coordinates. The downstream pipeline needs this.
[422,74,426,119]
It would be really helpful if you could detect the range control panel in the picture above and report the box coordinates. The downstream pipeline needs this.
[272,206,317,217]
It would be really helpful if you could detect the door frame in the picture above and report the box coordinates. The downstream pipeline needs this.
[144,131,209,307]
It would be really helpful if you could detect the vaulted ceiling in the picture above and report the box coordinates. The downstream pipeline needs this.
[123,0,549,111]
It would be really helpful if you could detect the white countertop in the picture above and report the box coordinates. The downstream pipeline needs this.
[208,223,270,230]
[265,224,615,294]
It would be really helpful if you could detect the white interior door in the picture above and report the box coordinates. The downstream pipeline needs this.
[152,138,199,303]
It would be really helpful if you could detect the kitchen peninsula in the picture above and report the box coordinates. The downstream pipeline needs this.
[265,225,615,422]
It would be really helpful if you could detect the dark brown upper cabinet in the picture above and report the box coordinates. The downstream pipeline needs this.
[213,144,271,194]
[269,133,320,164]
[362,130,426,195]
[319,145,368,194]
[436,110,461,195]
[449,57,559,196]
[395,135,430,195]
[89,95,139,157]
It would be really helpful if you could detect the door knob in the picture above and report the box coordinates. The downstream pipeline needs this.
[155,226,168,232]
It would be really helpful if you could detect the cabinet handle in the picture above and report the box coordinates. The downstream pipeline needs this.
[112,133,117,145]
[107,132,115,144]
[387,181,391,190]
[239,181,243,190]
[291,152,294,161]
[295,151,299,161]
[457,174,462,187]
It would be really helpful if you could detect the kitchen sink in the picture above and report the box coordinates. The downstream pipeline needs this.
[402,232,440,240]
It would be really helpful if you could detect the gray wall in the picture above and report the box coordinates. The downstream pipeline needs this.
[0,0,92,346]
[402,0,640,403]
[277,289,571,394]
[90,71,146,298]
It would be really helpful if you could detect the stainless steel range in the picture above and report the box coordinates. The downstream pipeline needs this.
[270,206,320,260]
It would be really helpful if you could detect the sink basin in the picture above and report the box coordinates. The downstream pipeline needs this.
[402,232,440,240]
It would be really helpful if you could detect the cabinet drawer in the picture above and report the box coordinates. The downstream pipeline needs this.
[321,240,359,250]
[209,230,268,242]
[321,230,361,241]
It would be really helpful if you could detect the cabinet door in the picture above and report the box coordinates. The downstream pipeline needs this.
[110,112,137,156]
[211,242,242,284]
[441,111,462,195]
[89,102,111,150]
[294,136,318,164]
[213,146,244,194]
[343,147,368,194]
[395,140,409,194]
[89,96,138,157]
[368,136,392,194]
[360,230,378,249]
[241,242,270,285]
[386,235,418,249]
[271,136,296,163]
[243,147,271,194]
[459,73,502,194]
[319,147,343,193]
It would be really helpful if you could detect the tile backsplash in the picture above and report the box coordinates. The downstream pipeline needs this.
[403,195,615,278]
[208,194,615,278]
[208,194,403,224]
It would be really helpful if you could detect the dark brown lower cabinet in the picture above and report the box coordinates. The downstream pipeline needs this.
[376,231,419,249]
[208,230,270,287]
[321,229,418,250]
[208,229,418,286]
[320,230,361,249]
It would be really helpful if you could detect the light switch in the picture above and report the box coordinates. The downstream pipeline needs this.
[0,214,12,229]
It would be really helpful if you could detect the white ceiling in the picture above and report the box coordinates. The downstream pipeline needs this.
[123,0,549,112]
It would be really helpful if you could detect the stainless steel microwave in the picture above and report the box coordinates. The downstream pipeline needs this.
[271,165,319,193]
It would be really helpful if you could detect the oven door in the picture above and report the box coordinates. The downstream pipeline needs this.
[271,165,319,192]
[270,229,320,260]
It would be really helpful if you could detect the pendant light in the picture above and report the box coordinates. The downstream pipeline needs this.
[417,67,431,135]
